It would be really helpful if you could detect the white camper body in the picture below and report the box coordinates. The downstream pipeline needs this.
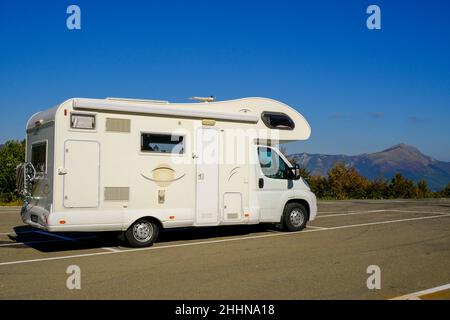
[20,97,317,247]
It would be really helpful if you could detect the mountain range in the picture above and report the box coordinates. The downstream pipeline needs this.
[289,144,450,191]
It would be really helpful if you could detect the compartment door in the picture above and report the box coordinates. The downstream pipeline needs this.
[63,140,100,208]
[223,193,242,221]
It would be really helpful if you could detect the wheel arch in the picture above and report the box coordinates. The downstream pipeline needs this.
[284,198,310,221]
[128,216,164,230]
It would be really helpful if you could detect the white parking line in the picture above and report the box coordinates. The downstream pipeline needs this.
[317,209,389,218]
[0,235,98,247]
[0,231,35,236]
[319,200,427,204]
[265,229,283,233]
[306,225,329,230]
[391,283,450,300]
[101,247,121,252]
[0,242,28,247]
[317,209,450,219]
[389,210,450,215]
[0,213,449,267]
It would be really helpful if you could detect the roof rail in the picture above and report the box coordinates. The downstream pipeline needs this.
[106,97,169,104]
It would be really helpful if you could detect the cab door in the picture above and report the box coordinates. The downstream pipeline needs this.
[255,146,294,222]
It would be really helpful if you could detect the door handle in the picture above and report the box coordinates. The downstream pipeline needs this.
[58,167,68,175]
[258,178,264,189]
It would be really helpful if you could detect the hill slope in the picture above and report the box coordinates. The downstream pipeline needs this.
[289,144,450,191]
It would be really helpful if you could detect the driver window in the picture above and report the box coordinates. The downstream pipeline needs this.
[258,147,289,180]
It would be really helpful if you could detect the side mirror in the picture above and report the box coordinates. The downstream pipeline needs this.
[289,164,301,180]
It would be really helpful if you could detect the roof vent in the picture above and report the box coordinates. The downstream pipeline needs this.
[189,96,216,103]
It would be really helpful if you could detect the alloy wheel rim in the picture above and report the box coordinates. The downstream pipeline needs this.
[133,221,153,242]
[290,209,305,227]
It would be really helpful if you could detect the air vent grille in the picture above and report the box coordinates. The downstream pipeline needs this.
[227,213,239,220]
[106,118,131,133]
[104,187,130,201]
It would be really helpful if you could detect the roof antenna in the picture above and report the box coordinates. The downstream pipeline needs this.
[189,96,216,103]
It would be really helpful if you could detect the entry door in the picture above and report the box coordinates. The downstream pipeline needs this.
[195,128,219,225]
[63,140,100,208]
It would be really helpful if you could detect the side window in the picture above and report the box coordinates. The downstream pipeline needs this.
[141,133,184,154]
[70,113,96,130]
[31,142,47,174]
[258,147,289,179]
[261,112,295,130]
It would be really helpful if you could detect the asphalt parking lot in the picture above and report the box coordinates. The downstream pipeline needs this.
[0,199,449,299]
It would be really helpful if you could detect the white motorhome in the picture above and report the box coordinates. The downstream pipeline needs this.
[17,97,317,247]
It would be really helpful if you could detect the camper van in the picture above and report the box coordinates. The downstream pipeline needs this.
[17,97,317,247]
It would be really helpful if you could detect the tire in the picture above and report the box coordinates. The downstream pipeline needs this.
[125,219,159,248]
[282,203,308,232]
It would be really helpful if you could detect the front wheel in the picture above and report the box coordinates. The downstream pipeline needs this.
[282,203,308,232]
[125,219,159,248]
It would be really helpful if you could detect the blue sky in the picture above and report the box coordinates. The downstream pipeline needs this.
[1,0,449,160]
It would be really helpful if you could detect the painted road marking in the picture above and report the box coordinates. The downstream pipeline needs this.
[265,230,282,233]
[0,231,35,236]
[317,209,389,218]
[0,242,29,247]
[391,283,450,300]
[306,225,329,230]
[318,200,417,204]
[101,247,121,252]
[317,209,449,218]
[0,235,98,247]
[389,210,450,215]
[311,214,450,231]
[0,213,449,267]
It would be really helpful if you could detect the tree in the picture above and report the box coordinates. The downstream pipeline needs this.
[388,173,416,199]
[404,179,416,198]
[416,179,429,198]
[297,166,311,183]
[309,175,331,199]
[327,163,348,200]
[345,167,370,199]
[367,177,389,199]
[0,140,25,201]
[441,183,450,198]
[326,163,369,200]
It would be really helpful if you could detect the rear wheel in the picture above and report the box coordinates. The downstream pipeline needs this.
[125,219,159,248]
[282,203,308,232]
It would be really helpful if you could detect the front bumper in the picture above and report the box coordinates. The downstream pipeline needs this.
[308,191,318,221]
